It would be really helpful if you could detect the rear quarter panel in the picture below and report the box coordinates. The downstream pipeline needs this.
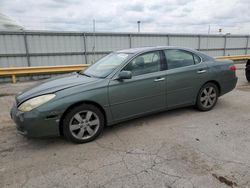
[205,59,237,96]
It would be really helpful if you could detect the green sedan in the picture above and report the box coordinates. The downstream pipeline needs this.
[11,47,238,143]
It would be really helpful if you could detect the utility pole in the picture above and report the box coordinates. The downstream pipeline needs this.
[93,19,96,33]
[137,21,141,32]
[219,28,222,34]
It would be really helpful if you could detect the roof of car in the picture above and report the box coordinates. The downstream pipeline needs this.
[117,46,196,54]
[117,46,214,61]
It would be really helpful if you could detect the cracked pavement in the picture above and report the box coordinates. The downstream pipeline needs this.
[0,68,250,188]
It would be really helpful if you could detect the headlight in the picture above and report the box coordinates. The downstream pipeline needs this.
[18,94,56,112]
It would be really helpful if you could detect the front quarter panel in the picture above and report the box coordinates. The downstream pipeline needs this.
[36,78,112,125]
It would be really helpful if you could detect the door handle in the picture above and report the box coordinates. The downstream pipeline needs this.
[197,70,207,74]
[154,77,165,82]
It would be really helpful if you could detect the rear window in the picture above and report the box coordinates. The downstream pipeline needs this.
[164,50,200,69]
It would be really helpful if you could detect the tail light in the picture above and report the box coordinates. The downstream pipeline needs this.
[229,65,236,71]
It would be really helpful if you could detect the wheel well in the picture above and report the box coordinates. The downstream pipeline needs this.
[59,101,107,136]
[204,80,221,95]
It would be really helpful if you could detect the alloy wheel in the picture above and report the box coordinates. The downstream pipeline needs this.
[69,110,100,140]
[200,86,217,109]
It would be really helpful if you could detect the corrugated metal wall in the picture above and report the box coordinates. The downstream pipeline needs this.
[0,31,249,82]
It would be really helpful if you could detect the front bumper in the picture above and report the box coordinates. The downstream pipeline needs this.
[10,104,60,138]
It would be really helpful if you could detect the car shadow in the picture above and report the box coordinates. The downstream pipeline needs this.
[102,106,202,138]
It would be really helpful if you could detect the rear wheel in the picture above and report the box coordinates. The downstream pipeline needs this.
[62,104,104,143]
[196,83,219,111]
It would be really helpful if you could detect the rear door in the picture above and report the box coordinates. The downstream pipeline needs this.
[108,50,167,121]
[164,49,209,108]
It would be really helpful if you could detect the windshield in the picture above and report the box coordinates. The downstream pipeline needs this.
[81,53,130,78]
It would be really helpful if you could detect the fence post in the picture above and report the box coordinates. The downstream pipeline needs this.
[23,31,31,67]
[129,34,132,48]
[223,35,227,56]
[245,36,249,55]
[83,33,88,64]
[198,35,201,51]
[167,35,170,46]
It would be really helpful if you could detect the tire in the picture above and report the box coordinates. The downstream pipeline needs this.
[62,104,104,144]
[196,83,219,111]
[246,67,250,82]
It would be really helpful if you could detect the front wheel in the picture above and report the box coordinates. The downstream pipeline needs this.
[196,83,219,111]
[62,104,104,143]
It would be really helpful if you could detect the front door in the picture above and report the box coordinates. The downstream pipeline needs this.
[108,50,166,121]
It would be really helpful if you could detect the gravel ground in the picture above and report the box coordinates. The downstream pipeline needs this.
[0,68,249,188]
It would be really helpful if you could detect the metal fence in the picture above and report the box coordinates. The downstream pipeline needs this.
[0,30,249,82]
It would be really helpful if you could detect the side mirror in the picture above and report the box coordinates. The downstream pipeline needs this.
[117,71,132,80]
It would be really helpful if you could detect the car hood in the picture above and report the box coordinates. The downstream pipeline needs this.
[16,72,100,104]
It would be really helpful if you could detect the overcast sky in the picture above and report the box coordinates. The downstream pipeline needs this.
[0,0,249,34]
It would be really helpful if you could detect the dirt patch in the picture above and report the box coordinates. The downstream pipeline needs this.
[237,84,250,91]
[0,147,14,154]
[212,173,237,187]
[0,93,16,97]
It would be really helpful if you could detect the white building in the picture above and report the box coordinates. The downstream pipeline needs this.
[0,13,24,31]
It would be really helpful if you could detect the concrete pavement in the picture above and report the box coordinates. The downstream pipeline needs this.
[0,69,249,188]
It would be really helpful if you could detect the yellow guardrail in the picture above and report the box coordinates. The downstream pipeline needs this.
[0,54,249,84]
[216,54,250,61]
[0,64,89,83]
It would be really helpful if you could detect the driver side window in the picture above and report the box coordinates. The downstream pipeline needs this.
[123,51,161,76]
